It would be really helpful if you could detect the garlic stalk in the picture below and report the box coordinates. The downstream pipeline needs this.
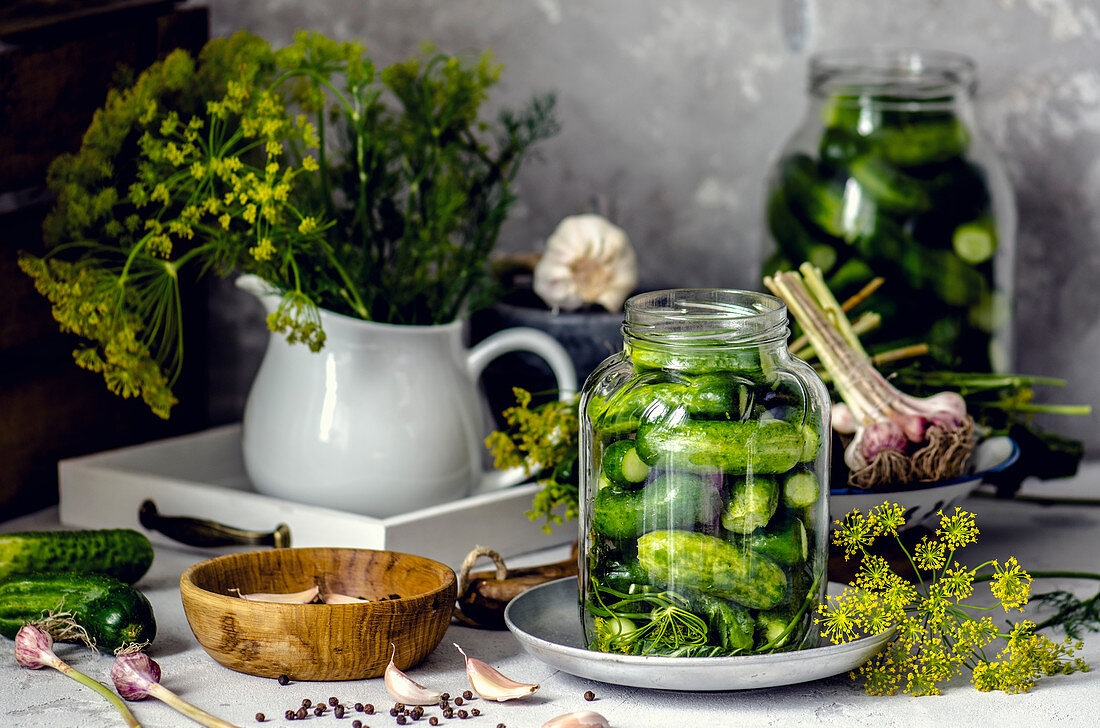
[541,711,611,728]
[15,625,142,728]
[533,214,637,312]
[111,652,240,728]
[454,643,539,701]
[765,264,974,489]
[384,644,442,705]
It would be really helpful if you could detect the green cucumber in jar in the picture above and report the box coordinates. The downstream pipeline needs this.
[766,189,840,274]
[0,529,153,584]
[689,593,754,652]
[0,573,156,652]
[592,473,721,541]
[720,477,779,534]
[952,216,997,264]
[818,125,871,167]
[636,530,788,610]
[847,155,931,213]
[594,557,651,593]
[635,420,805,474]
[629,344,766,378]
[783,471,820,509]
[601,440,651,487]
[745,517,808,565]
[872,118,971,166]
[597,373,752,430]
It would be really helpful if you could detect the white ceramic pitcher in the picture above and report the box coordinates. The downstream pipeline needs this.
[237,275,578,517]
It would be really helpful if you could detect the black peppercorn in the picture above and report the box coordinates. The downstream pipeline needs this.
[440,693,450,701]
[328,697,338,706]
[365,704,376,715]
[302,699,312,708]
[278,674,290,685]
[394,703,405,711]
[390,708,400,717]
[454,697,464,706]
[471,709,480,717]
[355,703,364,712]
[584,690,596,701]
[335,705,346,719]
[353,722,363,728]
[410,707,423,719]
[443,709,454,719]
[285,709,296,720]
[297,707,309,719]
[497,724,507,728]
[457,710,468,720]
[315,705,326,716]
[396,717,407,726]
[255,713,265,722]
[462,691,473,701]
[429,718,439,726]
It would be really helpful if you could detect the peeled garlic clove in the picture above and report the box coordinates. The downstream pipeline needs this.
[320,592,370,604]
[229,585,319,603]
[533,214,637,313]
[454,643,539,701]
[385,644,442,705]
[542,711,610,728]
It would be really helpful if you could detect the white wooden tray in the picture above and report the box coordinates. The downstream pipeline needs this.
[58,425,573,570]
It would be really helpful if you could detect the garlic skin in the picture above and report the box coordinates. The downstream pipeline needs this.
[454,643,539,701]
[384,645,443,705]
[541,711,610,728]
[533,214,637,313]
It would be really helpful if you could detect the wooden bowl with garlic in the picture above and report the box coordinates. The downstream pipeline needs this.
[180,547,456,681]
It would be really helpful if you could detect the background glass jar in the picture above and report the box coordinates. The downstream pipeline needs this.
[763,49,1016,372]
[579,290,830,657]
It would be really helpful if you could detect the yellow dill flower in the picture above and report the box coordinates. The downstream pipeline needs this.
[833,510,877,559]
[218,213,231,230]
[990,557,1032,611]
[159,111,179,137]
[936,507,979,550]
[139,99,158,125]
[150,183,170,205]
[266,140,283,157]
[818,596,858,642]
[914,536,947,571]
[298,216,319,235]
[190,161,206,180]
[872,501,906,536]
[939,563,975,601]
[129,183,149,208]
[302,155,319,172]
[249,237,276,262]
[243,204,257,223]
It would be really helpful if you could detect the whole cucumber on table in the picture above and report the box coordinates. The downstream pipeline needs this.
[0,529,153,584]
[635,419,812,474]
[0,573,156,652]
[637,530,788,610]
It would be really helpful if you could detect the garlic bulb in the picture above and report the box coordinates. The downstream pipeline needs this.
[533,214,637,312]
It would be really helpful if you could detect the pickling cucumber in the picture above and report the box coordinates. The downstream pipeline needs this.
[848,155,931,213]
[873,118,971,166]
[592,473,721,540]
[601,440,650,487]
[596,373,752,436]
[720,477,778,534]
[767,189,839,274]
[0,573,156,652]
[783,471,820,509]
[637,530,788,610]
[745,517,808,565]
[635,419,805,474]
[0,529,153,584]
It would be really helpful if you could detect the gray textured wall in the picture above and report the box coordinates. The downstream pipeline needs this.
[206,0,1100,454]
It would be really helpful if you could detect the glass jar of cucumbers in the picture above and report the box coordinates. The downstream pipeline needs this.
[580,289,830,656]
[764,49,1016,371]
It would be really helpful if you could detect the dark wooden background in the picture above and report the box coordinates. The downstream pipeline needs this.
[0,1,211,521]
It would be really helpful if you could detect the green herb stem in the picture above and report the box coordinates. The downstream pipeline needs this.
[48,657,142,728]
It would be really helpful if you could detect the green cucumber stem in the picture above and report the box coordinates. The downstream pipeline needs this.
[50,658,142,728]
[148,682,240,728]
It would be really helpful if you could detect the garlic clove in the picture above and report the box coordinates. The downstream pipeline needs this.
[320,592,371,605]
[384,644,442,705]
[229,585,319,603]
[454,643,539,701]
[541,711,611,728]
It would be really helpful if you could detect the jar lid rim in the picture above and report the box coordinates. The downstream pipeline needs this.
[809,48,976,101]
[624,289,788,347]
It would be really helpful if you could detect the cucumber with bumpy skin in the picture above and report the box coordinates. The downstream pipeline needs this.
[601,440,650,487]
[635,419,805,475]
[0,529,153,584]
[592,473,721,540]
[720,477,778,534]
[0,573,156,652]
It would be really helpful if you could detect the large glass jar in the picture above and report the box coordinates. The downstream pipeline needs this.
[764,49,1016,372]
[579,290,830,657]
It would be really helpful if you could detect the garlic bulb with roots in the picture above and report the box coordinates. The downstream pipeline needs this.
[765,264,975,489]
[533,214,637,312]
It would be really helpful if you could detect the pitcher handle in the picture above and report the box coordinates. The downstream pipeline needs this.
[467,327,578,494]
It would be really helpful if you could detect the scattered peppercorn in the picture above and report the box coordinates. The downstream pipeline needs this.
[285,709,296,720]
[454,697,464,706]
[353,722,362,728]
[302,699,313,708]
[497,724,507,728]
[335,705,346,719]
[457,710,468,720]
[471,709,480,717]
[255,713,265,722]
[396,717,407,726]
[390,708,400,717]
[365,704,376,715]
[443,709,454,719]
[314,705,325,716]
[429,718,439,726]
[395,703,406,711]
[278,674,290,686]
[462,691,473,701]
[410,707,423,719]
[440,693,450,701]
[355,703,364,712]
[297,707,308,719]
[329,697,338,706]
[584,690,596,701]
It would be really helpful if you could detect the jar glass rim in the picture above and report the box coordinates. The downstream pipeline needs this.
[809,48,976,106]
[624,289,788,347]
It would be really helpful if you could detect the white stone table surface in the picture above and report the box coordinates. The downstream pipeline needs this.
[4,467,1100,728]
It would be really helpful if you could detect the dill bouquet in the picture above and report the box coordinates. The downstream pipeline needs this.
[20,31,558,418]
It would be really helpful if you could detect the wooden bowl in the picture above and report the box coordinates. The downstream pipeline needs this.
[180,548,457,681]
